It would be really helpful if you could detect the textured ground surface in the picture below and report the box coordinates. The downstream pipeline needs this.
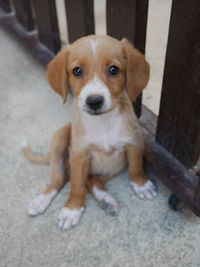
[1,27,200,267]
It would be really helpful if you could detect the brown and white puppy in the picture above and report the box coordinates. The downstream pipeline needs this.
[23,35,157,230]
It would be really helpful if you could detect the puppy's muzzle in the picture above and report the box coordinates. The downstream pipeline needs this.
[86,95,104,111]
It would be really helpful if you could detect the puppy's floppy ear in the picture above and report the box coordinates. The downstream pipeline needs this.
[122,38,150,102]
[46,47,70,104]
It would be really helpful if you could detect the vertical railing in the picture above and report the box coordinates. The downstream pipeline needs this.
[133,0,149,116]
[31,0,61,54]
[156,0,200,168]
[0,0,12,13]
[65,0,95,43]
[106,0,136,44]
[134,0,149,54]
[106,0,149,117]
[13,0,35,31]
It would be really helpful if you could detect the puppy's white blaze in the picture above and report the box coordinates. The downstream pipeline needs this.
[58,207,84,230]
[131,180,157,200]
[88,39,98,55]
[78,75,112,113]
[28,189,57,216]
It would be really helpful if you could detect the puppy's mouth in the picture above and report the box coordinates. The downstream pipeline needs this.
[82,104,116,116]
[84,108,107,116]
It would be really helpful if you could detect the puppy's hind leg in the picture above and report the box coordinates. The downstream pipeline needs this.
[86,176,119,216]
[28,124,71,216]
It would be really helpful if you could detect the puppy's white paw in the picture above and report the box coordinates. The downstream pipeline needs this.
[28,190,57,216]
[58,207,84,230]
[93,186,119,216]
[131,180,157,200]
[21,138,28,148]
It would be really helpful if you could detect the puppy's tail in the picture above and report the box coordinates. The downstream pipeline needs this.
[21,140,49,165]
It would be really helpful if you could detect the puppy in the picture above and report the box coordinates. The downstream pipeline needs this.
[23,35,157,230]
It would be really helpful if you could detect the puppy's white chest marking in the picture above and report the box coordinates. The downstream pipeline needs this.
[81,108,134,151]
[86,117,121,151]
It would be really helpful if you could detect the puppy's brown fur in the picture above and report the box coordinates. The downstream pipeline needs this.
[24,35,156,229]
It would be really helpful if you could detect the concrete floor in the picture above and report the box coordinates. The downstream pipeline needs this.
[1,27,200,267]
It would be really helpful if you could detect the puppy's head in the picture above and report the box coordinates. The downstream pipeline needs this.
[47,35,149,115]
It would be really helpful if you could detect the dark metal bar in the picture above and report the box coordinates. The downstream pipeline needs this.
[65,0,95,43]
[134,0,149,54]
[134,0,149,115]
[156,0,200,168]
[13,0,35,31]
[32,0,61,54]
[0,0,12,13]
[106,0,136,44]
[106,0,149,117]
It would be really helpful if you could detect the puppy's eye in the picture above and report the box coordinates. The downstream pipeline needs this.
[108,65,119,75]
[72,67,83,76]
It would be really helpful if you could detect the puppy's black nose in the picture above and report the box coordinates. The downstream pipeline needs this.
[86,95,104,110]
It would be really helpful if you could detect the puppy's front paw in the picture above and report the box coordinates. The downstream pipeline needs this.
[99,197,119,217]
[58,207,84,230]
[28,190,57,216]
[131,180,157,200]
[93,186,119,216]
